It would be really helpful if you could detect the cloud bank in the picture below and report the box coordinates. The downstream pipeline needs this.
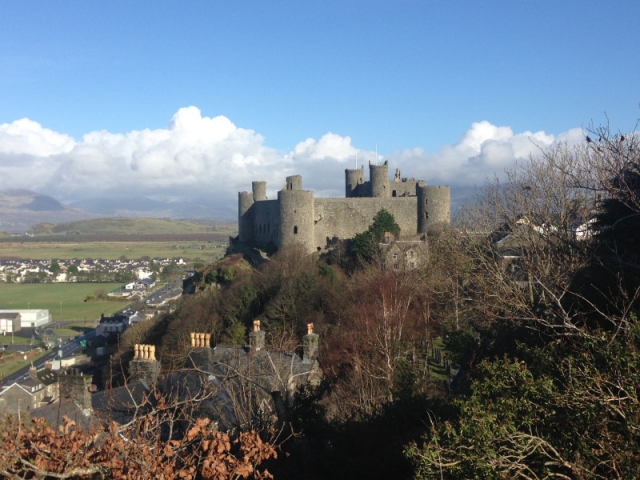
[0,107,585,210]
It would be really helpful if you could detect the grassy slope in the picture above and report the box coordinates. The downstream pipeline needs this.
[29,218,217,236]
[0,283,125,321]
[0,241,226,261]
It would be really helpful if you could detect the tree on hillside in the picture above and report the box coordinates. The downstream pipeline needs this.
[352,209,401,262]
[407,125,640,478]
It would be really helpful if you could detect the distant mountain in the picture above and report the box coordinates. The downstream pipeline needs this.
[0,189,97,232]
[0,189,66,211]
[67,196,170,215]
[68,196,236,222]
[0,190,236,232]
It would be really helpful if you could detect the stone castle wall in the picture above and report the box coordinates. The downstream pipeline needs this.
[313,197,417,250]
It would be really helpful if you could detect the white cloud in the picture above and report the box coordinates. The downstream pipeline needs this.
[0,118,75,156]
[0,107,586,212]
[388,120,573,188]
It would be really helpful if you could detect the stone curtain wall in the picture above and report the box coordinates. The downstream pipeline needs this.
[251,199,279,245]
[313,197,418,250]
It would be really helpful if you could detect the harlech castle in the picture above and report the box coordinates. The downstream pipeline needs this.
[238,161,450,253]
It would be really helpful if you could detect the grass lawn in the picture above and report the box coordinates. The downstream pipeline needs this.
[0,349,49,378]
[0,335,35,345]
[0,241,226,261]
[0,283,126,321]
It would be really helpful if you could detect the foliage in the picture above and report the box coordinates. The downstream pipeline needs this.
[408,124,640,478]
[351,209,401,262]
[1,415,276,479]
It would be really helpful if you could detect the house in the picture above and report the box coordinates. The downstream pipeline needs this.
[28,369,97,430]
[95,314,129,337]
[0,309,50,328]
[28,321,322,438]
[380,236,428,271]
[186,322,321,428]
[137,277,156,289]
[0,365,59,415]
[0,312,21,334]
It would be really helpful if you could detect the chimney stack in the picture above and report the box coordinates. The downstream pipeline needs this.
[59,370,93,411]
[303,323,319,364]
[28,363,38,382]
[249,320,265,351]
[129,343,160,385]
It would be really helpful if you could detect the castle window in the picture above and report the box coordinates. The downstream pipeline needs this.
[294,226,298,234]
[425,212,429,219]
[425,199,428,205]
[392,190,397,197]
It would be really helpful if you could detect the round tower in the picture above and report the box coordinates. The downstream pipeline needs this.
[278,189,315,252]
[345,166,365,198]
[369,161,389,198]
[284,175,303,191]
[238,191,254,242]
[252,181,267,201]
[418,185,451,231]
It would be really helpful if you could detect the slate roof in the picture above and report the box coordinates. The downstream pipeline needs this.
[186,345,320,428]
[29,399,98,431]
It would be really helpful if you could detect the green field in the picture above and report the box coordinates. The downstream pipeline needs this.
[29,218,220,236]
[0,283,126,321]
[0,241,226,261]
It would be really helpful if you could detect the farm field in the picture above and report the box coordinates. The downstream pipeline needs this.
[0,283,125,321]
[0,240,226,261]
[27,218,231,236]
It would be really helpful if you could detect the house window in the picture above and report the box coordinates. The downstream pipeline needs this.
[294,226,298,234]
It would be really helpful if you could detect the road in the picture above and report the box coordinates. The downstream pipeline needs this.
[3,330,95,384]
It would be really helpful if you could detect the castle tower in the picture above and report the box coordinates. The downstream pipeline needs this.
[252,181,267,201]
[283,175,302,191]
[417,183,451,232]
[278,176,315,252]
[369,161,389,198]
[238,191,254,242]
[345,166,365,198]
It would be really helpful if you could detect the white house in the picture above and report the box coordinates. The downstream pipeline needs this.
[0,309,51,328]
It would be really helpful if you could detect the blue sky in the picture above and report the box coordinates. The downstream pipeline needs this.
[0,1,639,209]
